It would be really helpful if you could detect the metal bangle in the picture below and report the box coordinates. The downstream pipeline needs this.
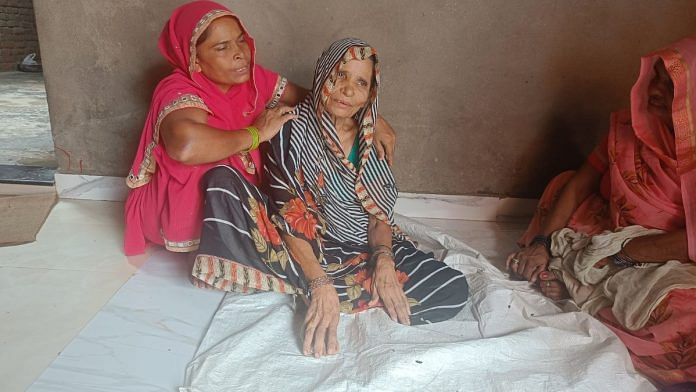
[610,251,637,268]
[530,234,551,253]
[371,244,392,253]
[307,275,334,294]
[370,245,394,266]
[610,238,638,268]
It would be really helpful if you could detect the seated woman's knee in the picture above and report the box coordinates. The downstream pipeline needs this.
[203,166,248,191]
[452,275,470,304]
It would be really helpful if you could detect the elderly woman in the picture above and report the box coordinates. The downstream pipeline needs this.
[192,38,470,357]
[123,1,396,256]
[508,36,696,387]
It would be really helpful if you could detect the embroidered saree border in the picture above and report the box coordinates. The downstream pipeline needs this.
[193,254,302,294]
[267,76,288,109]
[163,237,200,252]
[187,10,235,75]
[127,94,210,188]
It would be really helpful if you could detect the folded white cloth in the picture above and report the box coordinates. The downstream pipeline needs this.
[549,225,696,331]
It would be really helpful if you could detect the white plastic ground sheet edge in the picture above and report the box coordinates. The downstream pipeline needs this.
[181,215,655,392]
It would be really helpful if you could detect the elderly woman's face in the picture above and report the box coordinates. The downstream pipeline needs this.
[647,59,674,130]
[324,58,374,119]
[195,17,251,92]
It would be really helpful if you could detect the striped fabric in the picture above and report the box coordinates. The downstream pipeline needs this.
[192,38,469,324]
[194,165,469,323]
[268,38,401,246]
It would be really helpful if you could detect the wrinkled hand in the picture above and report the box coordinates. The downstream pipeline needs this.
[506,243,550,284]
[303,283,340,358]
[369,256,411,325]
[253,105,298,142]
[374,117,396,166]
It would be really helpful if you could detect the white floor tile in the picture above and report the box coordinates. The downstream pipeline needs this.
[0,267,133,392]
[0,200,136,392]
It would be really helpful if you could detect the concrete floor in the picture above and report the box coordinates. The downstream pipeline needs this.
[0,71,57,168]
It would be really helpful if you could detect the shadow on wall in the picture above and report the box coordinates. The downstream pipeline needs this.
[517,84,609,193]
[510,44,632,198]
[120,61,173,171]
[133,62,173,115]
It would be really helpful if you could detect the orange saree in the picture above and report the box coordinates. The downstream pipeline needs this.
[521,36,696,387]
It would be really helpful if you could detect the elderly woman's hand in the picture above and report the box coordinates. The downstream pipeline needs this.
[374,116,396,166]
[303,283,340,358]
[253,105,298,143]
[369,255,411,325]
[507,243,550,283]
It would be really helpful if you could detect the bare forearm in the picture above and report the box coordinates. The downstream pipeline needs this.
[539,163,602,238]
[164,120,252,165]
[283,234,326,280]
[368,216,392,250]
[623,229,689,263]
[539,185,582,236]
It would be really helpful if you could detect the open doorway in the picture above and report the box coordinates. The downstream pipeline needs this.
[0,0,56,186]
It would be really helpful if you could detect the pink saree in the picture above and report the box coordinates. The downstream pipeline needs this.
[521,37,696,387]
[123,1,285,256]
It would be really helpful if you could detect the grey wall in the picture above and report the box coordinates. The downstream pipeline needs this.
[34,0,696,197]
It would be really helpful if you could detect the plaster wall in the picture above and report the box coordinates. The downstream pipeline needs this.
[33,0,696,196]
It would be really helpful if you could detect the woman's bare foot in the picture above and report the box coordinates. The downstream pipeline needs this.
[538,271,570,301]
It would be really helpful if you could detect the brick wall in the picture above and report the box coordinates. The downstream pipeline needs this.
[0,0,40,72]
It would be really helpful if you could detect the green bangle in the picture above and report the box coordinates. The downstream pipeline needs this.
[244,126,260,151]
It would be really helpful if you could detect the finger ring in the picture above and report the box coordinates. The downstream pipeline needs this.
[545,281,551,287]
[512,258,520,265]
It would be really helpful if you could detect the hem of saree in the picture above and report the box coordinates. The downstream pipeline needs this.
[266,75,287,109]
[163,237,200,253]
[661,48,696,174]
[187,10,235,75]
[681,170,696,261]
[192,254,302,294]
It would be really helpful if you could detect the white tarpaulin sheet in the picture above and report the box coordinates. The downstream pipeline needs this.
[181,216,655,391]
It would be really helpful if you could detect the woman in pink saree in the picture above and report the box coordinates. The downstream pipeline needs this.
[508,37,696,387]
[124,1,395,256]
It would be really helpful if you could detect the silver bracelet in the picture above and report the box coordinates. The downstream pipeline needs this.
[370,245,394,266]
[307,275,333,294]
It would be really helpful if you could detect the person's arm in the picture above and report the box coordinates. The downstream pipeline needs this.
[621,229,689,263]
[537,161,603,237]
[509,161,603,283]
[160,105,296,165]
[367,216,410,325]
[282,234,339,358]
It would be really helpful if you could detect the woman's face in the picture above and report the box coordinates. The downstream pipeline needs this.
[194,17,251,92]
[647,59,674,130]
[324,58,374,119]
